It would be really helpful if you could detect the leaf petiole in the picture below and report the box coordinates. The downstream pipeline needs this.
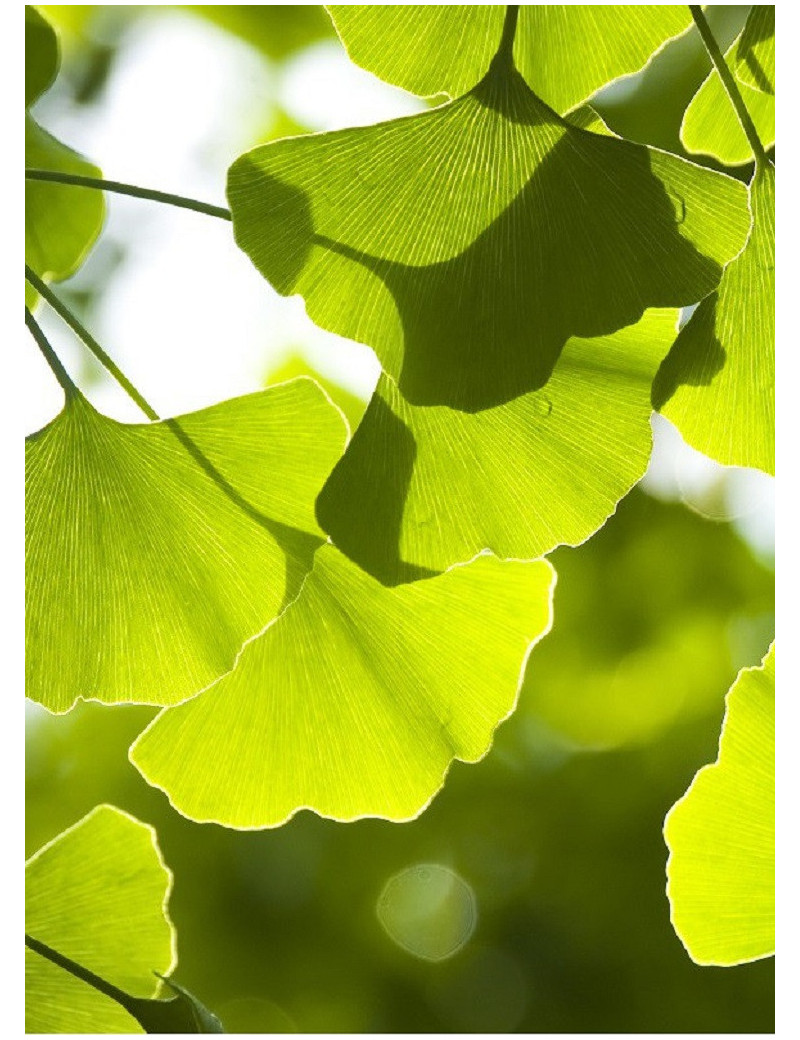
[25,307,79,399]
[689,5,768,169]
[24,266,160,421]
[25,168,232,221]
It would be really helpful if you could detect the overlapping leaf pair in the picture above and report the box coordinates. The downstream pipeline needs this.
[26,5,774,907]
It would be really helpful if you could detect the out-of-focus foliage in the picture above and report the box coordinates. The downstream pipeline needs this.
[522,488,774,748]
[681,6,775,166]
[186,6,332,60]
[655,162,774,474]
[26,382,346,711]
[265,354,367,432]
[25,6,105,308]
[665,644,775,965]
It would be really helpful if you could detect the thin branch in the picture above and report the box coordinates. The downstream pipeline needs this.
[25,307,78,399]
[24,266,160,421]
[689,5,768,168]
[25,168,232,221]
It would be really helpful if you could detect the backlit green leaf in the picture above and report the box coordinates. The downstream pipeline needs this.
[130,547,554,828]
[734,6,774,95]
[327,6,692,113]
[318,309,677,585]
[654,163,774,474]
[25,5,105,307]
[26,379,347,712]
[681,8,774,165]
[25,805,175,1033]
[664,643,774,965]
[25,116,106,308]
[228,55,749,412]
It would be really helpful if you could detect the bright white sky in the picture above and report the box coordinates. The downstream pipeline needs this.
[24,8,774,559]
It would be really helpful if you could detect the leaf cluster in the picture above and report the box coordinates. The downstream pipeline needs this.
[24,4,775,1028]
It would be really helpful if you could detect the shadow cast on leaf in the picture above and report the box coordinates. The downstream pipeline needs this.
[231,61,734,411]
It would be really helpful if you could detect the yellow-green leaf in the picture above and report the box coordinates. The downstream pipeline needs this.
[664,643,775,966]
[26,380,347,712]
[25,5,105,306]
[327,6,692,113]
[654,163,774,474]
[26,805,175,1033]
[131,547,554,828]
[734,6,774,95]
[681,8,774,166]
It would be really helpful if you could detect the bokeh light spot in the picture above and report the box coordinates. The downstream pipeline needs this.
[376,863,477,962]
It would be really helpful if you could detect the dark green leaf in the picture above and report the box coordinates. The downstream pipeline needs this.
[228,56,749,412]
[318,309,679,584]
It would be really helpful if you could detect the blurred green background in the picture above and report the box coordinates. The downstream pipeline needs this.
[26,6,774,1033]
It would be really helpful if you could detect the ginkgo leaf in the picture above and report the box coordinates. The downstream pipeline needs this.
[25,5,105,307]
[26,379,347,712]
[664,643,774,966]
[228,49,749,412]
[681,8,774,166]
[327,6,693,114]
[25,116,106,308]
[25,805,176,1033]
[654,163,774,475]
[734,6,775,95]
[130,547,554,829]
[317,309,678,585]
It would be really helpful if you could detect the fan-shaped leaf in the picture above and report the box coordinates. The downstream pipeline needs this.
[26,379,347,712]
[130,547,554,828]
[654,163,774,474]
[25,5,105,307]
[25,116,106,308]
[327,6,692,114]
[25,805,176,1033]
[681,8,774,166]
[318,309,678,585]
[664,643,775,966]
[228,55,749,412]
